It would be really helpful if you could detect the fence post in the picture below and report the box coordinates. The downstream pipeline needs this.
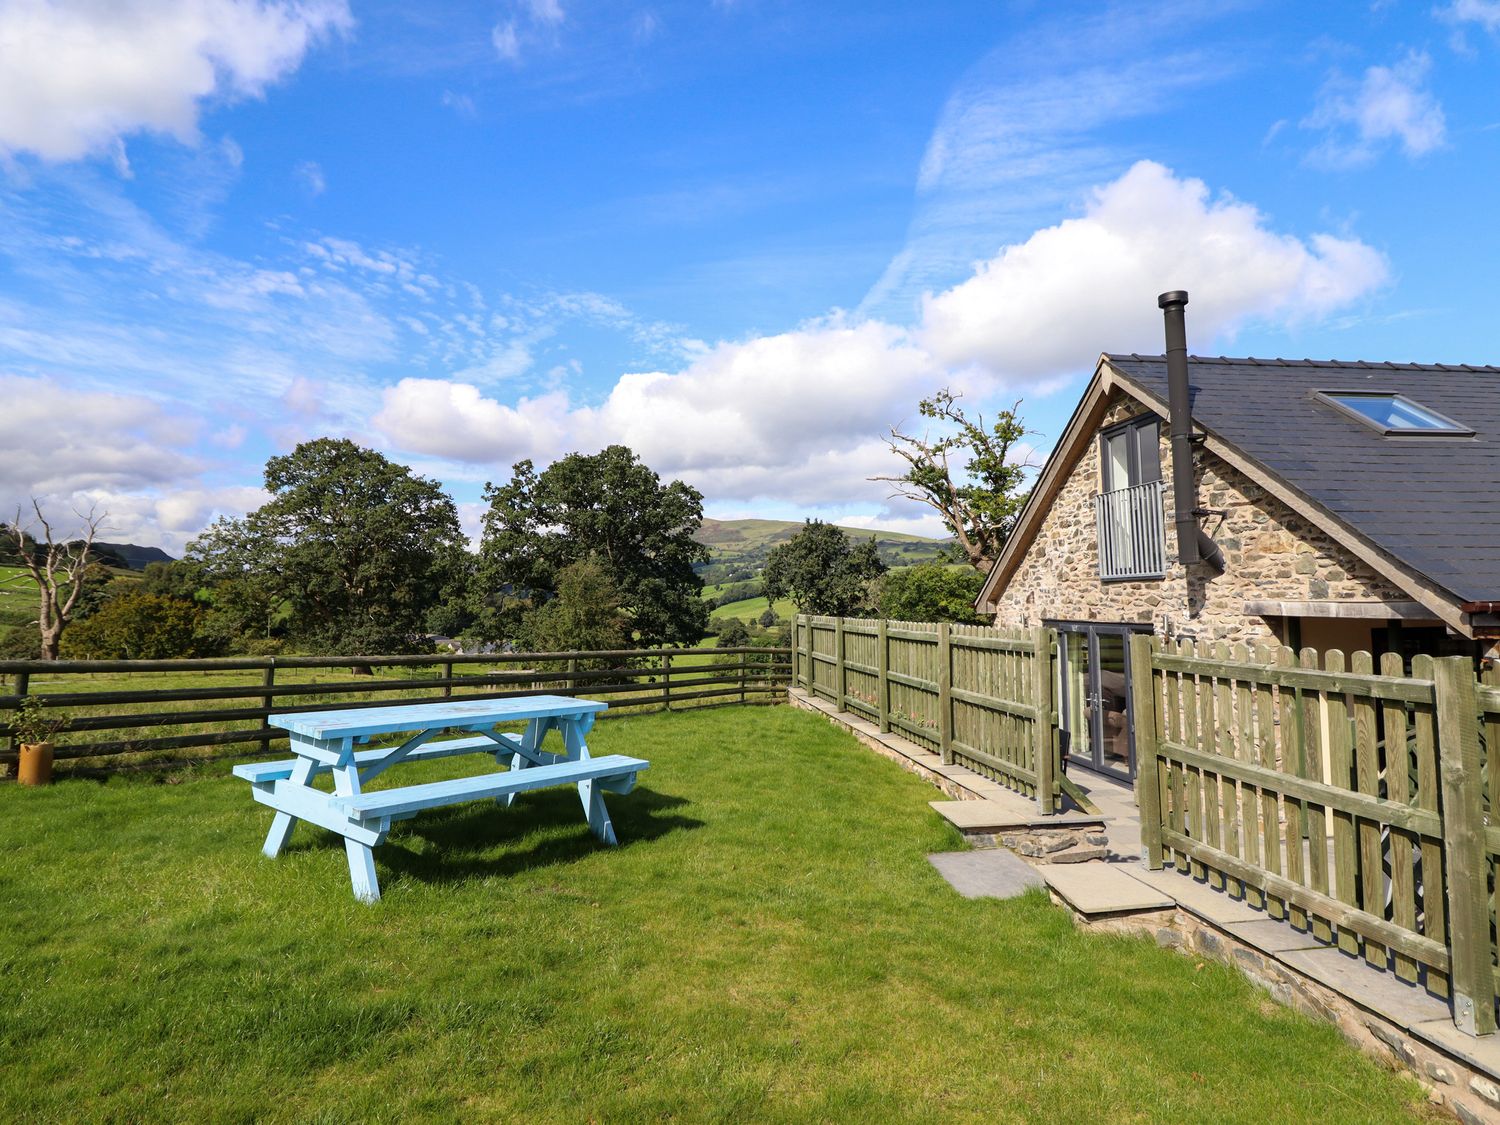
[1034,627,1055,815]
[662,652,673,712]
[937,622,953,764]
[877,618,891,733]
[6,670,28,764]
[259,660,275,737]
[442,659,454,698]
[798,621,810,693]
[1434,656,1496,1036]
[1129,633,1164,868]
[739,649,747,704]
[566,655,579,695]
[834,617,847,712]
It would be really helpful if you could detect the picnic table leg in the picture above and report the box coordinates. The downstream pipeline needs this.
[577,777,618,846]
[331,751,382,904]
[262,755,318,858]
[499,718,546,808]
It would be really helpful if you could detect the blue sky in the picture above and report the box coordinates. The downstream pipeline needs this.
[1,0,1498,552]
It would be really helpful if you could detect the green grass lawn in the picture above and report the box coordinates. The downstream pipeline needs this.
[0,706,1428,1123]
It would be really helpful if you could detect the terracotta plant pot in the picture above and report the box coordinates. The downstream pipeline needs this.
[17,741,54,787]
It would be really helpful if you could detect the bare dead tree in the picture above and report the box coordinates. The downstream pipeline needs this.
[5,500,108,661]
[871,390,1039,573]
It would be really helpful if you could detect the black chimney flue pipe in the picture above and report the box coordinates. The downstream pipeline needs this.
[1159,290,1201,569]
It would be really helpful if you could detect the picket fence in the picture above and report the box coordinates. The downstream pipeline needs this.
[792,615,1057,812]
[1130,635,1500,1036]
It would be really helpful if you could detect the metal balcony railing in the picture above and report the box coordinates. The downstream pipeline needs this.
[1094,479,1166,580]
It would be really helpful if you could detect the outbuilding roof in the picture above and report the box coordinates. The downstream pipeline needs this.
[1103,354,1500,606]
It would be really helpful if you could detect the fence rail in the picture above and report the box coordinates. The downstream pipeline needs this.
[793,614,1055,812]
[0,646,791,777]
[1131,635,1498,1036]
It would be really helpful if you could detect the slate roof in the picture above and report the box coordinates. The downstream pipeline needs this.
[1103,354,1500,606]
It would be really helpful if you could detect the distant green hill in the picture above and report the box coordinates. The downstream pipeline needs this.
[694,517,952,589]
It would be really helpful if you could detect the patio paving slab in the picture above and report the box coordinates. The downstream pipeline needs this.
[927,850,1046,900]
[930,798,1104,832]
[1278,946,1453,1029]
[1043,864,1174,917]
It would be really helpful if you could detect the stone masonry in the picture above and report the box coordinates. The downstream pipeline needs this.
[990,392,1411,644]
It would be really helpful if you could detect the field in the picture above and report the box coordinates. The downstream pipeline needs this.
[695,518,951,586]
[0,564,36,631]
[710,593,796,625]
[0,705,1429,1123]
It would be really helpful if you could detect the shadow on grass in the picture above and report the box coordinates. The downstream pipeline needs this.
[352,786,701,887]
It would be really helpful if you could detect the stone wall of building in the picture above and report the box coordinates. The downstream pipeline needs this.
[991,392,1413,645]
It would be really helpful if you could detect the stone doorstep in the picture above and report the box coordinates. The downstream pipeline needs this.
[929,798,1104,833]
[1121,863,1500,1087]
[1043,863,1175,918]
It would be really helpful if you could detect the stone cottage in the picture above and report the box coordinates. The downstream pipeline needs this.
[974,293,1500,782]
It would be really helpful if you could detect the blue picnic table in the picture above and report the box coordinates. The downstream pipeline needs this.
[232,695,648,903]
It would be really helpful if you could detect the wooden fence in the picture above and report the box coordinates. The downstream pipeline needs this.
[1131,635,1499,1036]
[0,646,791,778]
[793,615,1056,812]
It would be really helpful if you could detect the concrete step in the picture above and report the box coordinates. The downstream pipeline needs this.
[930,798,1105,833]
[1042,864,1175,918]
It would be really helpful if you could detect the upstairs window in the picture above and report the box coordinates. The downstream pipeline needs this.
[1099,416,1162,492]
[1317,392,1473,436]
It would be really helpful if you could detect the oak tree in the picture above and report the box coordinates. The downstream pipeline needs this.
[189,439,467,655]
[762,520,885,617]
[477,445,710,648]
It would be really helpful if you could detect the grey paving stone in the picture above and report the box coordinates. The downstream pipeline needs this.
[1043,864,1174,915]
[1222,918,1329,954]
[929,798,1104,831]
[1410,1019,1500,1084]
[1127,866,1268,923]
[928,849,1046,900]
[1279,946,1452,1029]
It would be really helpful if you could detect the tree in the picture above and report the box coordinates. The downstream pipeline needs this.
[757,607,779,628]
[478,445,710,648]
[715,618,751,648]
[521,557,628,654]
[189,439,468,655]
[872,389,1036,572]
[762,520,885,617]
[878,563,987,624]
[61,589,215,660]
[3,500,108,660]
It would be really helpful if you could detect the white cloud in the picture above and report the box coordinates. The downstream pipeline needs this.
[0,376,261,552]
[370,160,1387,512]
[1303,52,1446,166]
[1442,0,1500,33]
[492,21,522,62]
[441,90,477,119]
[860,6,1235,321]
[294,159,325,196]
[491,0,566,65]
[0,0,352,163]
[919,161,1389,379]
[527,0,565,26]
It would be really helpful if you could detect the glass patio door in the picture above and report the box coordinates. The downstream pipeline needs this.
[1053,623,1143,781]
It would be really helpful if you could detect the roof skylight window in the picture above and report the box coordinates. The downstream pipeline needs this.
[1316,392,1473,436]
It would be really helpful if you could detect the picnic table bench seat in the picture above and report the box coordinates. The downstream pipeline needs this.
[333,754,648,820]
